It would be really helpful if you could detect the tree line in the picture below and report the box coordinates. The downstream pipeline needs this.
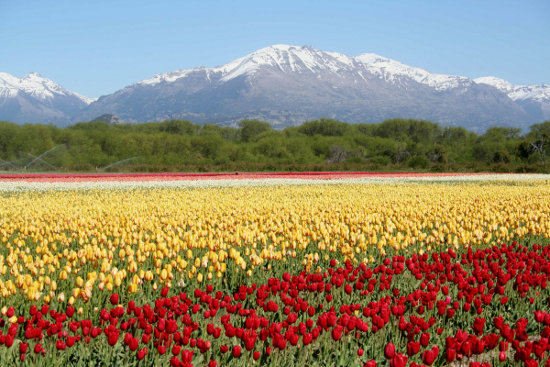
[0,118,549,172]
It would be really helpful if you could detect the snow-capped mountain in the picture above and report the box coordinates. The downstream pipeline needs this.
[136,45,476,92]
[2,45,549,130]
[0,72,94,125]
[76,45,542,131]
[474,76,550,121]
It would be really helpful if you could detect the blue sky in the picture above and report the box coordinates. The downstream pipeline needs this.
[1,0,548,98]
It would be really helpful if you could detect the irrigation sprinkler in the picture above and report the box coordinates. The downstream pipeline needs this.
[20,152,58,171]
[99,157,138,172]
[22,145,66,170]
[0,158,18,170]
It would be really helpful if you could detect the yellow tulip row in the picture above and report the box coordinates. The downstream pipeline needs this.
[0,182,549,305]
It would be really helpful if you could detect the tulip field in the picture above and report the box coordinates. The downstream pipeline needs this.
[1,173,550,366]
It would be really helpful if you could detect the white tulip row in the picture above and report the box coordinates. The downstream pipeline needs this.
[0,173,549,192]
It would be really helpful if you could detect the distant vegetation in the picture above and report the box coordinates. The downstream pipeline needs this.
[1,118,550,172]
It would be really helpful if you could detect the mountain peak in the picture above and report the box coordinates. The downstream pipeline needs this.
[137,44,337,86]
[0,72,95,105]
[23,72,43,79]
[0,72,95,125]
[217,44,337,81]
[256,44,299,52]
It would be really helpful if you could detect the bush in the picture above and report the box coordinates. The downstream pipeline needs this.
[406,155,430,169]
[369,156,391,166]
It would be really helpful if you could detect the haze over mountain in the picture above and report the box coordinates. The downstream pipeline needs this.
[2,45,549,132]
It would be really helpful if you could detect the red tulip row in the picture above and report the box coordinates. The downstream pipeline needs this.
[1,241,550,366]
[0,171,486,182]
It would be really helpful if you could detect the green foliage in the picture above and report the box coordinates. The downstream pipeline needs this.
[239,120,272,142]
[297,118,350,136]
[159,120,198,135]
[406,155,430,169]
[0,118,549,172]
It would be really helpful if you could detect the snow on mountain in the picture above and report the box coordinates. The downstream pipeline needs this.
[474,76,550,121]
[136,45,350,86]
[72,92,97,105]
[139,69,197,86]
[355,53,473,91]
[215,45,354,81]
[0,72,94,124]
[475,76,550,102]
[0,72,95,105]
[136,45,473,91]
[474,77,515,93]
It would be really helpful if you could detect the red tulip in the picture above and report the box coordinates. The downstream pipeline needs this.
[345,284,353,294]
[232,345,241,358]
[461,340,473,357]
[55,340,66,350]
[445,348,456,363]
[181,350,194,363]
[108,332,119,346]
[66,306,75,317]
[34,343,43,354]
[19,343,28,354]
[422,346,439,365]
[110,293,119,305]
[332,326,343,341]
[390,353,408,367]
[473,317,486,335]
[67,336,76,347]
[384,342,396,359]
[137,348,147,360]
[407,341,420,356]
[420,332,430,347]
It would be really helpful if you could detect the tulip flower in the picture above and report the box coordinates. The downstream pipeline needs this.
[110,293,119,305]
[384,342,396,359]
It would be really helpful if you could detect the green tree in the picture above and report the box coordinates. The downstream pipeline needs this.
[239,120,272,142]
[473,127,519,164]
[297,118,350,137]
[525,121,550,163]
[159,120,198,135]
[438,126,477,163]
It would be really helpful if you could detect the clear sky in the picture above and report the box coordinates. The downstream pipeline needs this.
[1,0,548,98]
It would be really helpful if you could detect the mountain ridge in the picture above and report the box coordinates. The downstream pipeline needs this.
[1,45,549,131]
